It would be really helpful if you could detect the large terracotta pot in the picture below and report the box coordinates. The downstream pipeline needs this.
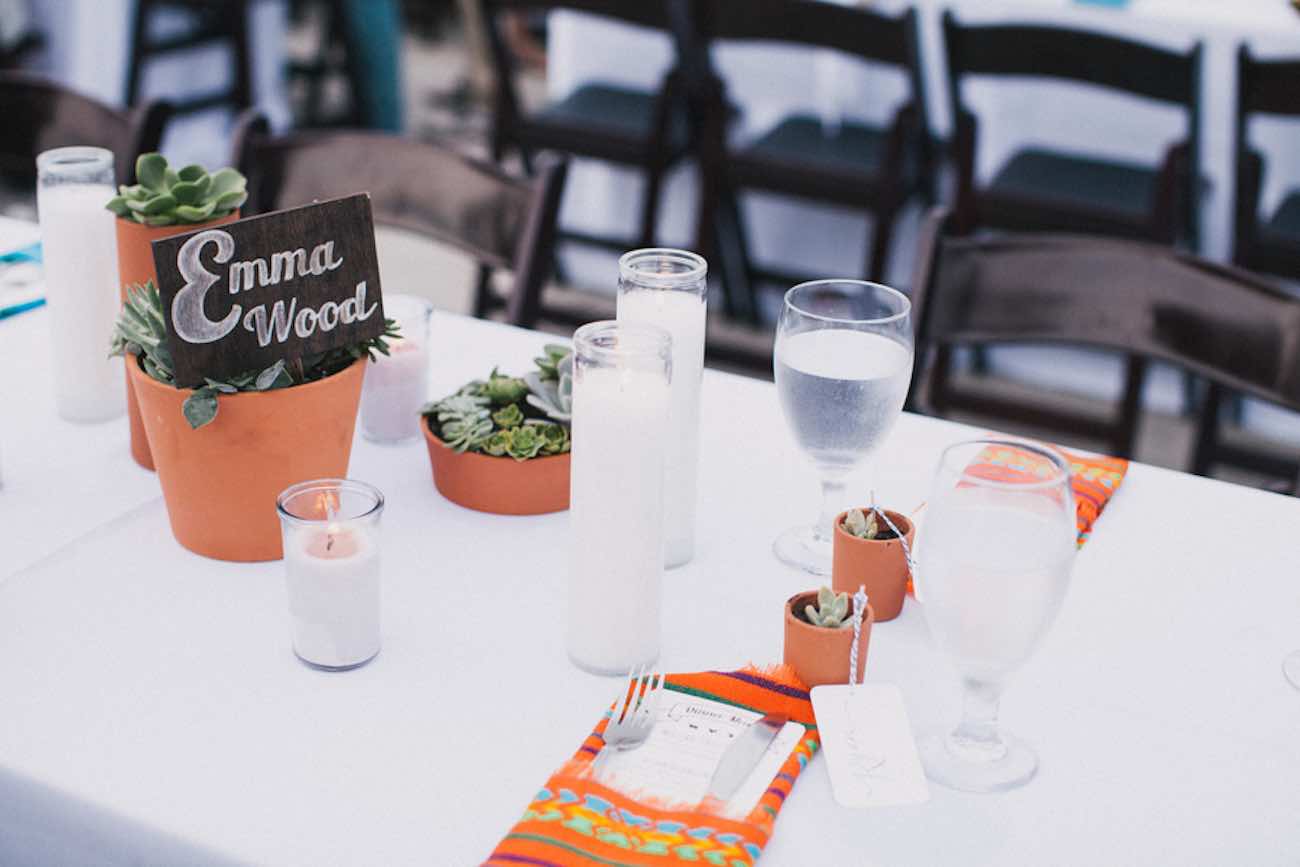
[115,212,240,471]
[127,356,365,561]
[783,591,874,689]
[831,509,915,622]
[423,420,570,515]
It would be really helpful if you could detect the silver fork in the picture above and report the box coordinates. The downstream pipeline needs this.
[603,663,662,752]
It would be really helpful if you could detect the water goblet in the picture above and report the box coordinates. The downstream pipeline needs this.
[772,280,913,575]
[916,439,1077,792]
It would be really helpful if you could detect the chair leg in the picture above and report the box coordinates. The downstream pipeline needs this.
[715,188,757,324]
[471,263,495,319]
[1190,381,1223,478]
[125,0,153,104]
[866,208,898,284]
[637,160,665,249]
[1115,354,1148,459]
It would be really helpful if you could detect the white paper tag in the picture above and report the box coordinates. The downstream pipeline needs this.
[810,683,930,808]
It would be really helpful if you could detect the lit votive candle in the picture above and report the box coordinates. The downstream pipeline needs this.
[360,294,433,443]
[276,479,384,671]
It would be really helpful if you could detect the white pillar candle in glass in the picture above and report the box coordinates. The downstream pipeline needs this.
[277,479,385,671]
[36,147,124,422]
[616,249,707,568]
[359,294,433,443]
[568,321,672,675]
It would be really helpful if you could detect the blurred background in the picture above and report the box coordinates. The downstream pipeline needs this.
[2,0,1298,491]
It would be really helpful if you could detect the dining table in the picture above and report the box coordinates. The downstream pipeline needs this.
[1,252,1299,865]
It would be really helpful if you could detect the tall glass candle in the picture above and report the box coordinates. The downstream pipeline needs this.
[616,249,707,568]
[36,147,124,422]
[277,479,385,671]
[359,294,433,443]
[568,321,672,675]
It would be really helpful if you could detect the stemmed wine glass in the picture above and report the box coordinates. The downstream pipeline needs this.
[1285,651,1300,689]
[915,439,1077,792]
[772,280,913,575]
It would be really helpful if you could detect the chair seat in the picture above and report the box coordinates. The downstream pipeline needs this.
[1268,190,1300,237]
[988,148,1158,219]
[533,84,686,149]
[736,115,889,178]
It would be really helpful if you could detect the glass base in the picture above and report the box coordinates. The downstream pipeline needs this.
[295,647,380,672]
[773,524,832,575]
[919,730,1037,793]
[568,651,659,677]
[1285,651,1300,690]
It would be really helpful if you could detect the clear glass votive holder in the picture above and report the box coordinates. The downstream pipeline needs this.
[36,146,124,423]
[360,294,433,443]
[567,320,673,676]
[616,249,707,569]
[276,479,385,671]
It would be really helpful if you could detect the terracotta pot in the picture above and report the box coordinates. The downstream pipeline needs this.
[115,212,240,471]
[127,356,365,561]
[423,420,570,515]
[831,509,915,622]
[783,591,874,689]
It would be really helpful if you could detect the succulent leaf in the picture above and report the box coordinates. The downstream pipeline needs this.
[136,153,167,191]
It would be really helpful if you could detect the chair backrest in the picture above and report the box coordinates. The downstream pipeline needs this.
[231,112,568,326]
[0,72,169,186]
[692,0,927,128]
[911,208,1300,480]
[1232,47,1300,276]
[943,11,1201,110]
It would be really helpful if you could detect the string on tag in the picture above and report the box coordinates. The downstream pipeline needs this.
[848,584,868,686]
[870,490,915,582]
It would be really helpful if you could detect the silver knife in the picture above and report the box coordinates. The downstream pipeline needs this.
[707,714,788,802]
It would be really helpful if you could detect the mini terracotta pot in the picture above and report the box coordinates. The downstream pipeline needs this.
[783,591,874,689]
[423,420,570,515]
[128,356,364,561]
[115,212,240,471]
[831,509,915,622]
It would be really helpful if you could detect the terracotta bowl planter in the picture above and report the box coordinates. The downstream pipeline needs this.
[115,212,240,471]
[128,356,365,561]
[831,509,915,622]
[423,420,570,515]
[783,591,874,689]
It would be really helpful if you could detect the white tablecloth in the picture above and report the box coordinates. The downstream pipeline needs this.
[548,0,1300,270]
[1,302,1298,865]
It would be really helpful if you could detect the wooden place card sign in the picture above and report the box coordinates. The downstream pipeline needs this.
[150,194,385,388]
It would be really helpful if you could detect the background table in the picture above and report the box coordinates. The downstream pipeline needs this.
[1,302,1298,865]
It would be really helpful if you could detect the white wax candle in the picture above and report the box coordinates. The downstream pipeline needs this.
[285,526,382,669]
[36,183,125,422]
[360,337,428,443]
[617,289,705,567]
[568,366,671,674]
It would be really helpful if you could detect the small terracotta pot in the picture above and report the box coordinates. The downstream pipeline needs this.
[831,509,915,622]
[128,356,364,561]
[423,420,570,515]
[115,212,240,471]
[783,591,874,689]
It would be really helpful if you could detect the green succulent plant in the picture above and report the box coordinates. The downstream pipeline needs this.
[533,344,569,381]
[421,345,572,460]
[110,281,398,430]
[482,368,529,405]
[105,153,247,226]
[803,586,852,629]
[525,350,572,423]
[841,507,898,541]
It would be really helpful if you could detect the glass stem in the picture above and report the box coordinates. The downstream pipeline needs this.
[815,478,846,543]
[948,678,1007,761]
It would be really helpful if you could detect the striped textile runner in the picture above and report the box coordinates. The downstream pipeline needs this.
[484,667,817,867]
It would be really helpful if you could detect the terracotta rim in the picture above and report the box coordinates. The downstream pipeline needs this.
[834,509,913,543]
[130,354,365,400]
[786,591,859,631]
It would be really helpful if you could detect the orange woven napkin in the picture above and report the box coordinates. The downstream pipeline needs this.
[484,666,817,867]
